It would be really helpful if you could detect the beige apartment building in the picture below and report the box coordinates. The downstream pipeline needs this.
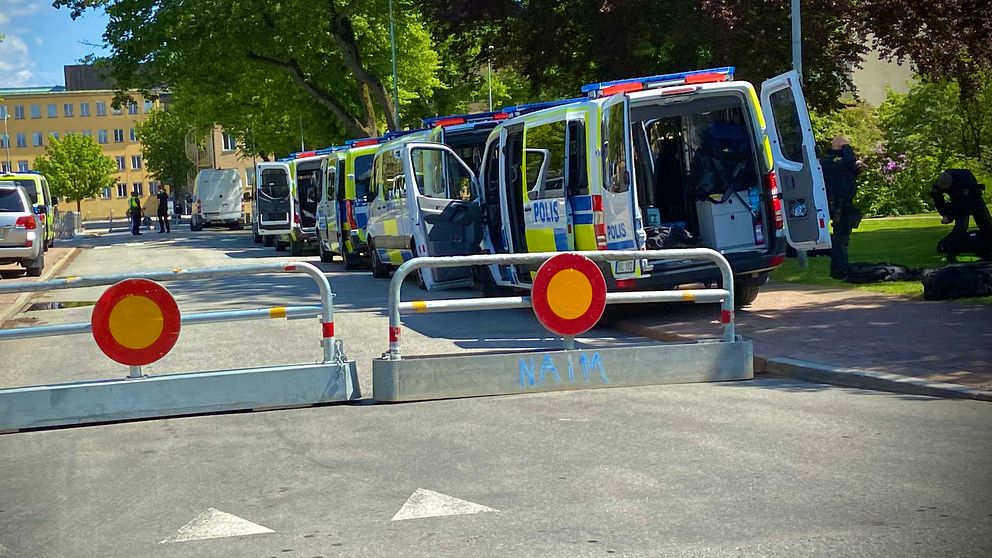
[0,65,254,220]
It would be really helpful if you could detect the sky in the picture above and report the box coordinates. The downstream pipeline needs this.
[0,0,110,88]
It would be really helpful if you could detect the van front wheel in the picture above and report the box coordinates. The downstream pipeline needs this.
[370,242,390,279]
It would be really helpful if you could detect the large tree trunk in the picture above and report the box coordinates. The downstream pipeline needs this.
[76,199,82,213]
[328,7,400,132]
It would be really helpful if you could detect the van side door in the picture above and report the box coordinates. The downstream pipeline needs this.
[401,143,482,290]
[256,162,293,233]
[523,119,572,260]
[760,70,832,250]
[367,148,410,264]
[317,157,340,253]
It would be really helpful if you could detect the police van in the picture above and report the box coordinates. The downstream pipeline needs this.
[365,111,509,289]
[254,160,293,247]
[313,138,379,268]
[384,68,830,304]
[0,172,57,251]
[254,151,329,255]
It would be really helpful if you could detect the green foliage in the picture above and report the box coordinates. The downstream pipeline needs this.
[135,109,196,194]
[32,134,117,213]
[810,102,884,155]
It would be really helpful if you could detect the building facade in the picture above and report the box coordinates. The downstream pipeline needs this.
[0,66,255,220]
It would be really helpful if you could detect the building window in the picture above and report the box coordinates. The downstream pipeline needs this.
[0,162,7,173]
[131,155,142,170]
[116,156,126,171]
[80,102,90,117]
[101,187,111,199]
[82,129,92,138]
[49,132,59,141]
[63,103,74,117]
[117,183,128,197]
[97,129,108,144]
[14,106,24,120]
[128,102,138,115]
[18,160,29,172]
[30,105,41,119]
[16,133,26,147]
[48,104,57,118]
[113,129,124,143]
[222,133,238,152]
[149,181,160,195]
[144,100,153,113]
[0,134,7,148]
[96,102,107,116]
[112,104,122,116]
[0,106,7,119]
[130,128,137,142]
[32,132,43,147]
[132,182,143,196]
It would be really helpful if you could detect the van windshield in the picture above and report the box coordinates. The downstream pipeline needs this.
[354,155,374,199]
[0,189,27,212]
[0,179,39,204]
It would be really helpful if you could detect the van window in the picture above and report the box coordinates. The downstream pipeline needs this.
[354,155,374,199]
[260,169,289,198]
[768,88,804,164]
[0,189,26,212]
[381,150,406,201]
[326,164,337,199]
[412,147,474,201]
[566,120,588,196]
[603,102,629,193]
[524,121,566,201]
[1,179,39,204]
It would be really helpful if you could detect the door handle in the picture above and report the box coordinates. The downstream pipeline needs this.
[524,206,532,212]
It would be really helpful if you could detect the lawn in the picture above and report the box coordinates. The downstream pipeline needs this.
[771,213,992,303]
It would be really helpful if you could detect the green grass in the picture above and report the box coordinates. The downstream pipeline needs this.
[771,213,992,303]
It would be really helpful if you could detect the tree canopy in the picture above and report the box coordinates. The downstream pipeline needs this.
[32,134,118,213]
[135,109,196,193]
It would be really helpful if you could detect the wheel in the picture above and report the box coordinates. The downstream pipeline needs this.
[734,283,761,308]
[417,269,428,290]
[263,234,274,247]
[318,240,334,263]
[290,238,305,256]
[370,242,390,278]
[46,236,53,250]
[253,227,262,243]
[275,240,287,252]
[344,250,362,270]
[25,253,44,277]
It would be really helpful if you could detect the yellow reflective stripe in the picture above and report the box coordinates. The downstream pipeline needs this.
[387,249,405,264]
[269,306,287,319]
[412,300,428,313]
[383,219,399,236]
[681,291,695,301]
[572,224,597,251]
[524,227,557,252]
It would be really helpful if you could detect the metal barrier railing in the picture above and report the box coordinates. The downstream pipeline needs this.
[0,261,341,368]
[386,249,735,360]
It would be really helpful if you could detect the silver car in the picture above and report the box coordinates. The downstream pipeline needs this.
[0,185,45,277]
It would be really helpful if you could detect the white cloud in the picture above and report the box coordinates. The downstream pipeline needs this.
[34,36,43,45]
[0,13,11,26]
[7,0,45,18]
[0,34,39,86]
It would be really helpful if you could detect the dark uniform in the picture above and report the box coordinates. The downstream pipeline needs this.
[931,169,992,261]
[819,144,862,278]
[156,190,171,233]
[128,193,142,236]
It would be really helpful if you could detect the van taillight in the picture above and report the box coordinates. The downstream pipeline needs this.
[293,212,301,225]
[765,171,784,230]
[592,195,607,250]
[346,200,357,229]
[15,215,36,230]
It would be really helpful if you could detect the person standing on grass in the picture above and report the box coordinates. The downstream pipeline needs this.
[819,136,863,279]
[156,187,171,233]
[931,169,992,261]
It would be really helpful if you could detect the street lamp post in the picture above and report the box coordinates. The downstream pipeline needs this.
[3,112,11,173]
[486,45,494,112]
[388,0,401,129]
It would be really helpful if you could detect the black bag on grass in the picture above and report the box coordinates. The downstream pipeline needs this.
[843,263,923,284]
[921,264,992,300]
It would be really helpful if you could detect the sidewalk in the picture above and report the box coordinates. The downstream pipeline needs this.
[0,247,79,326]
[614,281,992,395]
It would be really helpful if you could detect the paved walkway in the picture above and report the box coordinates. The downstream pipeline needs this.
[615,281,992,392]
[0,247,78,326]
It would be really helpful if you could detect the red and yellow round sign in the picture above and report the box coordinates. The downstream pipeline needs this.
[531,253,607,336]
[91,278,181,366]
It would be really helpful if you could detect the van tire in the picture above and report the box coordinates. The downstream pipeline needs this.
[318,240,334,263]
[25,253,44,277]
[290,239,305,257]
[734,283,761,308]
[344,251,362,270]
[275,240,287,252]
[46,236,53,250]
[370,242,390,279]
[263,235,274,247]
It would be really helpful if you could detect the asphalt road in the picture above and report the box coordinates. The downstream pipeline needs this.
[1,227,990,557]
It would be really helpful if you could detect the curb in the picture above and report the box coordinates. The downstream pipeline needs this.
[763,357,992,401]
[0,247,79,327]
[613,319,991,401]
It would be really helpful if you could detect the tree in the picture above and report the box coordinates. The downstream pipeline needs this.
[32,134,117,213]
[136,109,196,194]
[56,0,443,137]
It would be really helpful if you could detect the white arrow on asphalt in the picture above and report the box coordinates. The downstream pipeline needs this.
[391,488,499,521]
[160,508,274,543]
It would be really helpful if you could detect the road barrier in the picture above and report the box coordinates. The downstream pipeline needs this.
[373,249,752,402]
[0,261,360,432]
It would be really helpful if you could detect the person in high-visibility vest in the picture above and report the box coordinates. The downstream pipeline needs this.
[128,191,142,236]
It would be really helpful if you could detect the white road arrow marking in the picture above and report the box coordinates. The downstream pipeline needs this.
[160,508,274,543]
[391,488,499,521]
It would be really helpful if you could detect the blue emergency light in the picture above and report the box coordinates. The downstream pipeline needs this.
[581,67,735,97]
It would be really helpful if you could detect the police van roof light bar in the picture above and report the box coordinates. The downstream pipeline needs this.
[345,137,380,147]
[501,97,584,118]
[422,110,508,128]
[581,66,735,98]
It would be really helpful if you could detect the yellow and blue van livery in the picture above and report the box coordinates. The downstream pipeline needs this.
[0,172,56,250]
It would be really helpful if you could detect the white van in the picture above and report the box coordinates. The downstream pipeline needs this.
[190,168,245,230]
[380,68,831,305]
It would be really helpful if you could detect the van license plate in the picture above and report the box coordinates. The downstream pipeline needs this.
[615,260,635,274]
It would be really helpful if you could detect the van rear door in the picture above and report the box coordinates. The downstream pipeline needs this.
[760,71,831,250]
[256,163,293,232]
[401,143,483,290]
[601,93,642,276]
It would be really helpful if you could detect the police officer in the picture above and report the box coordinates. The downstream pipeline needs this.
[128,191,142,236]
[931,169,992,261]
[819,136,863,279]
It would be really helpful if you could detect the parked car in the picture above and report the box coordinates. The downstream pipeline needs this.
[0,185,45,277]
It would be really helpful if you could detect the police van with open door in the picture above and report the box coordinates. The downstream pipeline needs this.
[314,146,344,263]
[282,151,329,256]
[365,111,509,290]
[394,68,830,305]
[320,138,380,269]
[254,161,293,247]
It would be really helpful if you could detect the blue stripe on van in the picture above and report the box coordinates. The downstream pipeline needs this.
[553,229,570,250]
[572,213,594,225]
[571,196,593,211]
[355,212,368,228]
[607,238,637,250]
